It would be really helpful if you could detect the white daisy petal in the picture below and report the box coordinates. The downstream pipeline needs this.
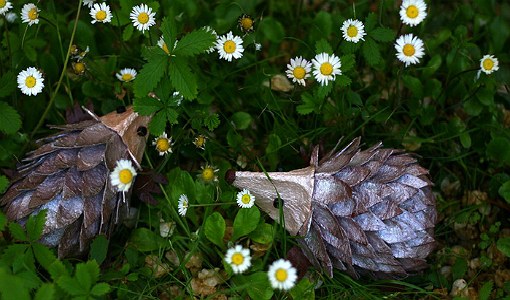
[215,31,244,62]
[312,53,342,86]
[152,132,173,156]
[21,3,39,26]
[109,160,137,192]
[116,68,137,82]
[203,26,218,53]
[130,4,156,33]
[0,0,13,16]
[178,194,189,216]
[236,189,255,208]
[90,3,112,24]
[479,54,499,75]
[225,245,252,274]
[286,56,312,86]
[394,34,425,67]
[267,259,298,290]
[400,0,428,27]
[17,67,44,96]
[83,0,96,8]
[341,19,366,43]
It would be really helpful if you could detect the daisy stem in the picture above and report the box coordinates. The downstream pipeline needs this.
[190,202,234,207]
[25,0,82,149]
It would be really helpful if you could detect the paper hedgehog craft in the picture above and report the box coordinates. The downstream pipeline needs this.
[1,106,151,258]
[227,138,437,279]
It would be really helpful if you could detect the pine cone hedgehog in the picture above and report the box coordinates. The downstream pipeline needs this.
[1,106,151,258]
[227,138,437,278]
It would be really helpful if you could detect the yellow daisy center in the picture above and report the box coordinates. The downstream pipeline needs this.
[292,66,306,80]
[275,268,288,282]
[403,44,416,56]
[241,194,251,204]
[25,76,36,88]
[482,58,494,71]
[161,42,170,55]
[406,5,419,19]
[347,25,358,38]
[194,136,206,148]
[320,62,333,76]
[119,169,133,184]
[0,0,6,8]
[202,167,215,182]
[223,40,236,54]
[137,12,149,24]
[73,62,86,74]
[241,18,253,30]
[96,10,107,21]
[156,138,170,152]
[231,253,244,265]
[28,7,38,20]
[122,73,133,81]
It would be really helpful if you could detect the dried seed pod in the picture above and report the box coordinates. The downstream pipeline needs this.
[228,138,437,278]
[1,106,151,258]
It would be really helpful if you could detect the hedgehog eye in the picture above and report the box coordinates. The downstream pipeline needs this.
[137,126,147,136]
[116,106,126,113]
[273,198,284,208]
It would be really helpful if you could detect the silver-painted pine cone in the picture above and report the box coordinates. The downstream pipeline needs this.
[229,137,437,278]
[1,106,151,258]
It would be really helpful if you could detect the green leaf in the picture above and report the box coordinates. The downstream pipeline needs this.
[26,210,46,242]
[204,212,225,248]
[91,283,111,296]
[0,268,31,300]
[402,75,424,99]
[0,211,6,232]
[0,175,8,194]
[173,29,216,56]
[169,57,197,100]
[423,55,442,77]
[8,222,27,242]
[346,91,363,106]
[340,54,355,72]
[90,235,109,265]
[259,17,285,42]
[165,107,179,125]
[0,102,22,134]
[76,261,99,291]
[133,49,168,98]
[463,98,483,116]
[33,243,57,270]
[317,83,333,99]
[452,257,468,280]
[48,260,69,281]
[231,112,252,130]
[499,181,510,204]
[362,38,381,66]
[369,27,396,42]
[315,39,333,54]
[129,228,167,252]
[479,281,493,300]
[34,283,55,300]
[57,276,85,296]
[476,88,494,106]
[133,96,163,115]
[497,237,510,257]
[289,278,315,300]
[234,272,273,300]
[487,137,510,166]
[149,110,167,136]
[160,17,177,49]
[459,132,471,149]
[0,71,16,97]
[122,25,134,41]
[232,206,260,241]
[313,11,332,36]
[336,74,352,87]
[297,92,320,115]
[203,113,220,131]
[249,223,274,244]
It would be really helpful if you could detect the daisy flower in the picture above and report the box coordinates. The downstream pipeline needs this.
[130,4,156,33]
[21,3,39,26]
[267,259,298,290]
[178,194,189,216]
[400,0,427,27]
[203,26,218,53]
[286,56,312,86]
[90,3,112,24]
[193,134,207,150]
[255,42,262,51]
[200,164,219,183]
[5,11,16,23]
[238,14,255,33]
[83,0,96,8]
[17,67,44,96]
[116,68,137,82]
[312,53,342,86]
[341,19,366,43]
[215,31,244,62]
[157,36,171,55]
[394,34,425,67]
[110,159,137,192]
[236,189,255,208]
[479,54,499,75]
[72,61,86,75]
[225,245,252,274]
[0,0,13,16]
[152,132,173,156]
[172,91,183,106]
